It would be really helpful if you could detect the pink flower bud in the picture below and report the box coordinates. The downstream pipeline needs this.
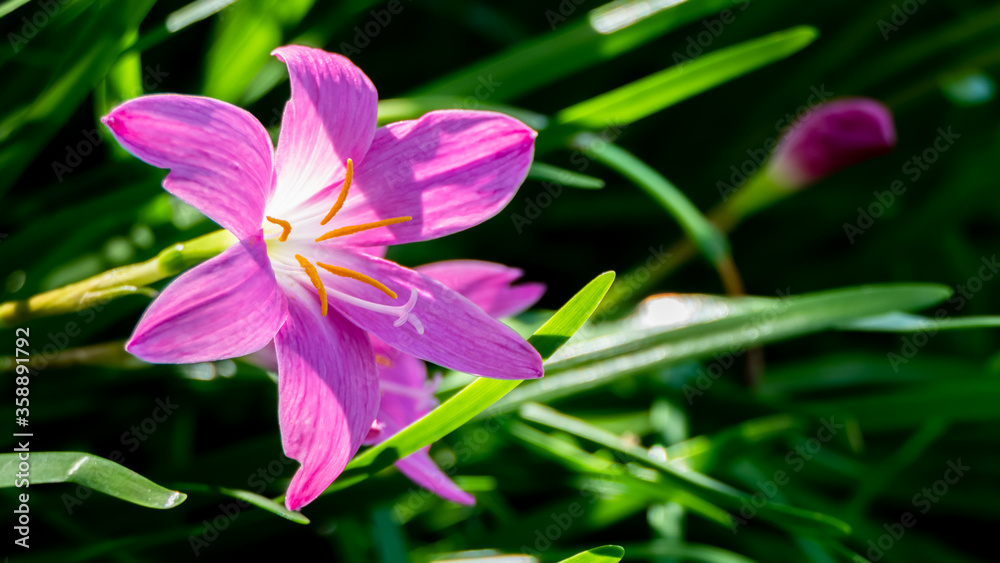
[768,98,896,189]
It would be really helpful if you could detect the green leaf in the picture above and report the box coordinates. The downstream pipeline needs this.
[558,545,626,562]
[800,378,1000,431]
[202,0,314,103]
[529,162,606,189]
[839,311,1000,332]
[521,404,851,536]
[0,452,186,509]
[500,284,951,410]
[0,0,156,199]
[411,0,758,102]
[321,271,616,492]
[573,138,728,264]
[178,484,310,524]
[0,0,32,18]
[556,26,818,127]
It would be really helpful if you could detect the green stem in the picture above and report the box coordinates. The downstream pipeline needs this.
[595,168,791,317]
[0,230,235,328]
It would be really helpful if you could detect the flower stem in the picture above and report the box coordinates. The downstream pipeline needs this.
[0,229,235,328]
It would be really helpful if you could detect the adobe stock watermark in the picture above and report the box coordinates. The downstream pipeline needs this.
[7,0,71,53]
[887,254,998,372]
[730,416,844,532]
[189,454,298,555]
[511,122,627,234]
[393,408,515,521]
[62,397,180,514]
[52,64,170,182]
[338,0,412,56]
[520,447,632,557]
[588,244,672,323]
[717,85,834,202]
[843,127,960,244]
[682,287,793,404]
[671,0,751,66]
[865,459,970,561]
[877,0,929,40]
[544,0,589,30]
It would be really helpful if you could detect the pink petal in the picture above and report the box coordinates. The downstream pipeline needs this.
[290,110,536,244]
[320,250,543,380]
[396,448,476,506]
[416,260,545,318]
[372,336,432,429]
[270,46,378,215]
[768,98,896,189]
[126,237,286,363]
[276,284,379,511]
[102,95,274,239]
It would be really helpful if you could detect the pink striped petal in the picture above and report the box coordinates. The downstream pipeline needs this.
[270,46,378,215]
[276,284,379,511]
[416,260,545,318]
[321,250,543,380]
[126,237,286,363]
[289,110,536,244]
[396,448,475,506]
[102,95,274,239]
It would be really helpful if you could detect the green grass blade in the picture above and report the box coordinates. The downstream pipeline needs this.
[559,545,626,562]
[521,404,851,537]
[839,311,1000,332]
[529,162,606,189]
[317,271,616,493]
[574,139,728,264]
[0,452,186,509]
[556,26,818,127]
[411,0,756,102]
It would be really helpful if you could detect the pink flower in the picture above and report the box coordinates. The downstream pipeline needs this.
[767,98,897,189]
[102,45,543,511]
[365,260,545,505]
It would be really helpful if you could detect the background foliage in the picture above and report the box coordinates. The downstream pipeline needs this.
[1,0,999,561]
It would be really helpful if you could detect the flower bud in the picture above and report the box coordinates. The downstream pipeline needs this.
[767,98,896,189]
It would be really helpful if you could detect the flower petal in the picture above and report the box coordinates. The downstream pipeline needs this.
[416,260,545,318]
[276,283,379,511]
[287,110,536,244]
[320,250,543,380]
[126,237,286,363]
[269,45,378,215]
[396,448,476,506]
[102,95,274,239]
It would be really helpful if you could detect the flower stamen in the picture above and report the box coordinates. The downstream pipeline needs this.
[265,216,292,242]
[321,158,353,226]
[315,216,412,242]
[294,254,327,317]
[375,354,393,368]
[316,262,397,299]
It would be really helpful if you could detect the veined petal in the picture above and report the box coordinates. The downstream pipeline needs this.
[396,448,476,506]
[416,260,545,318]
[288,110,536,244]
[276,283,379,512]
[127,237,286,363]
[102,95,274,239]
[319,250,543,380]
[270,45,378,215]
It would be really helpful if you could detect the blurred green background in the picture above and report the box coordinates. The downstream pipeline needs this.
[1,0,999,561]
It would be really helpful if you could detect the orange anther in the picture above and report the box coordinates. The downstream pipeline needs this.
[321,159,353,226]
[314,216,412,242]
[316,262,397,299]
[295,254,327,316]
[265,216,292,241]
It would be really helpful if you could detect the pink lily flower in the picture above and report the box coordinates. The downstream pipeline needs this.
[366,260,545,505]
[101,45,543,511]
[768,98,897,189]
